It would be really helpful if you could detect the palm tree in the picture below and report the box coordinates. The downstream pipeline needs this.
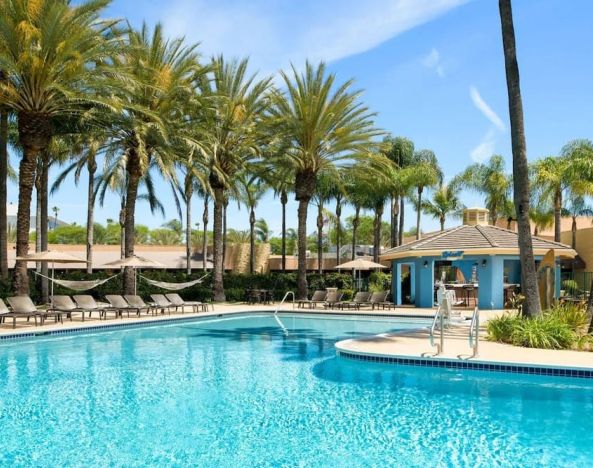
[562,196,593,249]
[197,56,271,300]
[270,62,380,298]
[237,173,268,274]
[0,0,119,294]
[422,184,463,231]
[383,136,414,247]
[529,205,554,236]
[102,23,201,293]
[266,168,292,271]
[499,0,541,317]
[0,70,8,278]
[409,149,442,240]
[454,155,512,226]
[255,218,271,242]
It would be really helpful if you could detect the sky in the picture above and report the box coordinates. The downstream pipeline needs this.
[7,0,593,236]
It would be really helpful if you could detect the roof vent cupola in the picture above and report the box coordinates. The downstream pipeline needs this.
[463,208,490,226]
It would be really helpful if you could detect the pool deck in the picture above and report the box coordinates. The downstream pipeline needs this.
[2,303,592,372]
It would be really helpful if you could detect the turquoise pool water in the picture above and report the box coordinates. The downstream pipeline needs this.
[1,313,593,466]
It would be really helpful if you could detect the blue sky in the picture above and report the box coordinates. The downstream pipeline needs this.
[7,0,593,236]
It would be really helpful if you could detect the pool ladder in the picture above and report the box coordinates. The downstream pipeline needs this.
[274,291,295,315]
[469,306,480,357]
[429,303,445,355]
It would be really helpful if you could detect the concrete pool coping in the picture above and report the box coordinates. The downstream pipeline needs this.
[2,303,592,376]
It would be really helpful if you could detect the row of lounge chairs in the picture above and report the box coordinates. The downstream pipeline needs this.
[0,293,209,328]
[297,290,394,310]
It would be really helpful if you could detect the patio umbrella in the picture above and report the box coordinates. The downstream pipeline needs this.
[335,258,388,289]
[16,250,88,301]
[104,255,165,294]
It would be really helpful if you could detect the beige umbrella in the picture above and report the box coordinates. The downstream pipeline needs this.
[16,250,88,300]
[335,258,388,290]
[104,255,165,294]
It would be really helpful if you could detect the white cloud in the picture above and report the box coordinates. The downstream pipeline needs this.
[469,86,505,131]
[162,0,469,77]
[421,48,445,77]
[470,129,496,162]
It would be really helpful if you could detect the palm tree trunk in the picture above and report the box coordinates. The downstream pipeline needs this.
[572,216,577,249]
[119,196,125,260]
[373,202,384,263]
[222,198,228,268]
[14,112,51,295]
[391,194,399,247]
[440,216,445,231]
[212,186,225,302]
[39,154,49,302]
[499,0,541,317]
[123,151,141,295]
[336,196,342,265]
[416,187,422,240]
[0,107,8,278]
[281,190,287,272]
[185,175,193,276]
[86,154,96,274]
[317,202,323,274]
[554,189,562,242]
[352,206,360,261]
[202,195,209,272]
[249,206,256,274]
[297,198,309,299]
[399,197,405,245]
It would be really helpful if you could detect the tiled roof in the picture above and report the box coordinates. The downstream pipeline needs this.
[381,225,576,259]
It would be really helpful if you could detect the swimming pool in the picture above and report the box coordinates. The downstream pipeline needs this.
[1,313,592,466]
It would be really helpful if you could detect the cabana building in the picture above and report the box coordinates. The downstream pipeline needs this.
[381,208,578,309]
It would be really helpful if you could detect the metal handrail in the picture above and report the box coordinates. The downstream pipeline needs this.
[274,291,295,315]
[429,303,445,355]
[469,306,480,357]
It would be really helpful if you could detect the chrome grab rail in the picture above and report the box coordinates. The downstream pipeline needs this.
[429,303,445,355]
[274,291,295,315]
[469,306,479,357]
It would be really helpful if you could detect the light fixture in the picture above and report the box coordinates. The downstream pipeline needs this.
[423,260,429,268]
[482,259,487,268]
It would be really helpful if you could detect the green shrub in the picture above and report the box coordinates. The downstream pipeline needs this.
[369,271,391,292]
[561,279,579,296]
[341,289,354,301]
[510,316,576,350]
[546,304,589,333]
[487,313,522,343]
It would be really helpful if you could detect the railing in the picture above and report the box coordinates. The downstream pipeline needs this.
[429,303,445,355]
[469,306,480,358]
[274,291,295,315]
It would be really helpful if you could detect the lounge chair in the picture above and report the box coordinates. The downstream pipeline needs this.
[73,295,121,319]
[337,291,371,310]
[297,290,327,309]
[150,294,180,314]
[1,298,43,328]
[123,295,161,315]
[50,295,89,321]
[359,291,389,310]
[165,293,208,313]
[105,295,144,317]
[323,290,344,309]
[6,296,63,326]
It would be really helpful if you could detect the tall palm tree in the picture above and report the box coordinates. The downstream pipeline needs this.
[197,56,271,300]
[422,184,463,231]
[530,154,585,242]
[383,136,414,247]
[270,62,380,298]
[409,149,441,240]
[499,0,541,317]
[529,205,553,236]
[0,0,120,294]
[103,23,201,293]
[453,155,512,226]
[237,173,268,274]
[562,196,593,249]
[255,218,271,243]
[263,164,293,272]
[0,70,8,278]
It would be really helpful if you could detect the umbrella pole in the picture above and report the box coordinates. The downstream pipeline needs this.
[51,261,55,306]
